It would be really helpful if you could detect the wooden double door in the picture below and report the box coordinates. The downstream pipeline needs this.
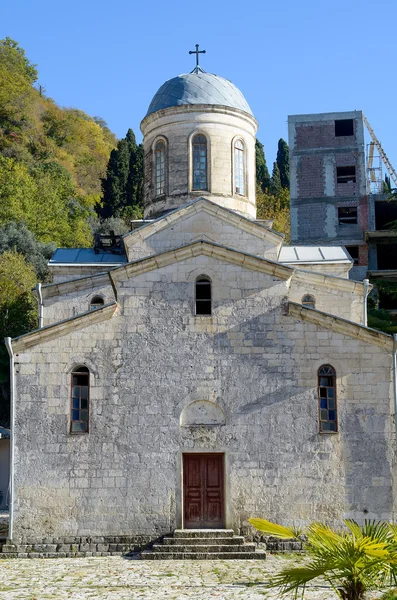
[183,453,225,529]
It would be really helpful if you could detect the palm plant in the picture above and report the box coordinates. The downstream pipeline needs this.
[249,518,397,600]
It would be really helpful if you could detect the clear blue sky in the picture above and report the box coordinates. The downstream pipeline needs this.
[2,0,397,173]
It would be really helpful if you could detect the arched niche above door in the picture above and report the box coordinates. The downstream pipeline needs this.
[180,400,225,427]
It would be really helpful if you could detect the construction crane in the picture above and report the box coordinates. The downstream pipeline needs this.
[363,115,397,189]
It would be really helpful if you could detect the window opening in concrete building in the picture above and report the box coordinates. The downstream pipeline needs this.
[302,294,315,308]
[195,276,211,315]
[234,139,245,195]
[155,140,166,196]
[377,243,397,270]
[337,166,356,184]
[346,246,359,264]
[318,365,337,433]
[192,134,208,191]
[335,119,354,137]
[71,367,89,433]
[90,296,104,310]
[338,206,358,225]
[375,201,397,230]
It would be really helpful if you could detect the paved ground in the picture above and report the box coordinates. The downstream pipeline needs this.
[0,554,390,599]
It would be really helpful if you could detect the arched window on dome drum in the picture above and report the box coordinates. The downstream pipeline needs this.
[90,296,104,311]
[71,366,89,434]
[192,134,208,191]
[155,140,166,196]
[302,294,315,309]
[318,365,337,433]
[195,276,212,315]
[234,139,245,195]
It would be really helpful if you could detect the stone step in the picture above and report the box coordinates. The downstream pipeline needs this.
[152,543,256,553]
[173,529,234,538]
[141,550,266,560]
[163,536,245,546]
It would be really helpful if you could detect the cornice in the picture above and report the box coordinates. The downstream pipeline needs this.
[288,302,392,351]
[12,302,118,353]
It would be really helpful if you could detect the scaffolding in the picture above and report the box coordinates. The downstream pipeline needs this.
[366,141,383,194]
[363,115,397,190]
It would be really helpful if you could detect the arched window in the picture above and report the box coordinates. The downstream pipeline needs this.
[90,296,104,311]
[195,276,211,315]
[302,294,315,309]
[155,140,166,196]
[234,139,245,195]
[71,366,89,433]
[318,365,337,433]
[192,134,208,191]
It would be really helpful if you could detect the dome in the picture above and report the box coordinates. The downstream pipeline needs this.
[146,66,253,117]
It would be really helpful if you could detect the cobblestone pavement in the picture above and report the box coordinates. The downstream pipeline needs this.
[0,554,388,599]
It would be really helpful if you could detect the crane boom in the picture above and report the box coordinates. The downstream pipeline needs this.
[363,115,397,189]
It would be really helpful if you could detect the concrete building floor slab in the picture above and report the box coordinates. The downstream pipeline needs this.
[0,555,386,599]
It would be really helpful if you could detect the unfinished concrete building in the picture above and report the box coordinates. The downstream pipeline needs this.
[289,111,397,309]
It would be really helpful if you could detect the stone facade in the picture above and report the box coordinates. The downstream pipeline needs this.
[141,106,257,219]
[6,70,397,556]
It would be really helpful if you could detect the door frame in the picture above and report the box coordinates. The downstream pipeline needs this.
[178,449,229,529]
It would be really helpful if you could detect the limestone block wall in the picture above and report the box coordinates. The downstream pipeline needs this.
[124,210,281,262]
[42,283,115,326]
[288,274,365,324]
[141,105,257,219]
[11,255,395,543]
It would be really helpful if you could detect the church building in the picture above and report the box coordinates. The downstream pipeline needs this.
[4,53,397,556]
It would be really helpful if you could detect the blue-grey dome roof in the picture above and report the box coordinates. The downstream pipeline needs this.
[146,66,253,117]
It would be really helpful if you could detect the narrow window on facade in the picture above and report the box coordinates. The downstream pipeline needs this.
[90,296,104,311]
[318,365,337,433]
[195,276,211,315]
[155,140,166,196]
[192,134,208,191]
[337,166,356,184]
[234,139,245,195]
[71,367,89,433]
[302,294,315,309]
[338,206,358,225]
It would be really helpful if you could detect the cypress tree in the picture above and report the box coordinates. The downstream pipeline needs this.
[276,138,290,189]
[99,128,143,219]
[269,162,282,197]
[255,139,271,192]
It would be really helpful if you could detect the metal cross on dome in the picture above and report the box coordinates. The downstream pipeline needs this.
[189,44,206,67]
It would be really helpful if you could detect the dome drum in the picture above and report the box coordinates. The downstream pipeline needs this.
[141,67,258,220]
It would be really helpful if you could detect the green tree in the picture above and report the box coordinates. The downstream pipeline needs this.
[269,161,282,196]
[99,128,143,219]
[0,221,55,281]
[255,139,271,192]
[256,186,290,241]
[0,37,38,84]
[276,138,290,189]
[0,251,38,425]
[249,518,397,600]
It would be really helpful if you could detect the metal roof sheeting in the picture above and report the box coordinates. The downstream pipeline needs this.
[49,249,127,265]
[146,67,253,117]
[279,246,352,264]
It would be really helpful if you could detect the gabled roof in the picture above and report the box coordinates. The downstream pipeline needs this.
[288,302,392,351]
[12,302,117,353]
[122,197,284,259]
[111,240,293,284]
[38,272,113,300]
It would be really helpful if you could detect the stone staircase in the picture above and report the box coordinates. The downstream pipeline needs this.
[140,529,266,560]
